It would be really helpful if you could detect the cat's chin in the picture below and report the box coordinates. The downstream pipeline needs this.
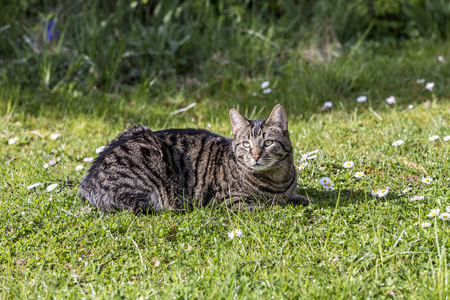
[250,164,272,172]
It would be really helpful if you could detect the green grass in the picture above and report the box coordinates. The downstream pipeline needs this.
[2,9,450,297]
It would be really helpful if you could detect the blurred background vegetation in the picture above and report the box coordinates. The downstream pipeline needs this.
[1,0,449,93]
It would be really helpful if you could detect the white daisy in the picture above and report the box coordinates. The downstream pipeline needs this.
[377,189,388,198]
[49,160,56,166]
[46,183,58,192]
[263,88,272,94]
[420,222,432,228]
[416,79,425,84]
[43,163,49,169]
[439,213,450,221]
[356,96,367,103]
[354,171,364,178]
[323,182,334,189]
[401,188,411,193]
[446,206,450,213]
[392,140,404,147]
[421,177,433,184]
[306,155,317,160]
[429,135,439,141]
[410,195,424,201]
[386,96,396,104]
[427,209,440,218]
[371,188,379,196]
[343,161,354,168]
[83,157,94,162]
[425,82,434,91]
[227,229,243,239]
[260,81,270,89]
[8,137,19,145]
[49,133,61,140]
[407,104,413,109]
[297,162,308,171]
[95,146,106,154]
[443,136,450,142]
[27,182,42,190]
[323,101,333,108]
[319,177,331,185]
[76,165,84,171]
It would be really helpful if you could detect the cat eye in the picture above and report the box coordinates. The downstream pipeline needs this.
[242,141,251,148]
[264,140,273,146]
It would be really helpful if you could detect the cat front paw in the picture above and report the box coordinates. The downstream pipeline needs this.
[290,194,314,206]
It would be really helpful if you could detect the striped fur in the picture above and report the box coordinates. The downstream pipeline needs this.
[78,104,312,213]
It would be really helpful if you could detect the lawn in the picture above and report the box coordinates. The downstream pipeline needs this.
[1,1,450,298]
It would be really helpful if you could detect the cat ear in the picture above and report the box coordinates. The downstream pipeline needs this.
[266,104,288,131]
[229,108,250,135]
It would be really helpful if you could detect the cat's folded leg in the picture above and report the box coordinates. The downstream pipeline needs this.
[223,196,260,211]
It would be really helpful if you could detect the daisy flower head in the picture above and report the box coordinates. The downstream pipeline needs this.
[323,182,334,189]
[227,229,243,240]
[43,163,49,169]
[439,213,450,221]
[297,162,308,171]
[427,209,440,218]
[46,183,58,192]
[323,101,333,109]
[429,135,439,141]
[76,164,84,171]
[95,146,106,154]
[49,160,56,166]
[319,177,331,185]
[401,187,410,193]
[263,88,272,94]
[386,96,396,104]
[443,136,450,142]
[421,177,433,184]
[410,195,424,201]
[416,79,425,84]
[421,222,432,228]
[407,104,413,109]
[371,188,379,196]
[8,137,19,145]
[356,96,367,103]
[343,161,354,168]
[446,206,450,213]
[392,140,404,147]
[260,81,270,89]
[354,171,364,178]
[377,189,389,198]
[425,82,434,91]
[27,182,42,190]
[83,157,94,162]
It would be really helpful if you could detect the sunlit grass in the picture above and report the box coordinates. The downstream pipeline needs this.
[1,35,450,300]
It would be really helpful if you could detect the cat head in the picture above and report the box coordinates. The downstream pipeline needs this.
[229,104,293,172]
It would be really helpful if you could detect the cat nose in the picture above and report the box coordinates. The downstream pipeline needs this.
[252,155,260,161]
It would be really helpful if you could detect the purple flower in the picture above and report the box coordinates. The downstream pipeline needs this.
[46,18,59,41]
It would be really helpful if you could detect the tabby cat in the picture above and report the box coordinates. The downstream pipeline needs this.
[78,104,312,213]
